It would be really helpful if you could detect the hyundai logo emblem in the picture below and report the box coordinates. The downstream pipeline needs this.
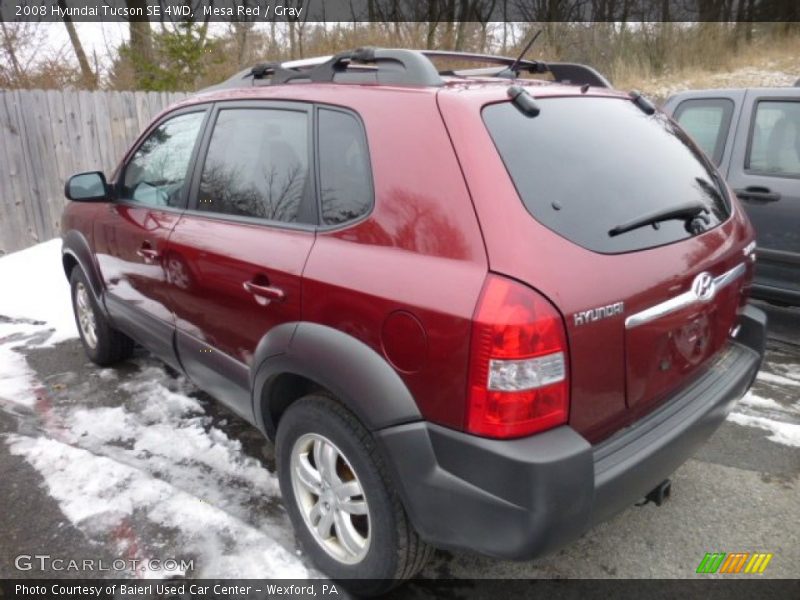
[691,272,715,302]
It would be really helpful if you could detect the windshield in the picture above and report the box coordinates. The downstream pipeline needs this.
[483,96,731,254]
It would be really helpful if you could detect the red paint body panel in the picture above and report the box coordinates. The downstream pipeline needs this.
[164,214,314,367]
[437,86,756,441]
[92,205,179,324]
[299,88,488,429]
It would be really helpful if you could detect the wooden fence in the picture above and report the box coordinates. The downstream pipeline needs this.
[0,89,187,255]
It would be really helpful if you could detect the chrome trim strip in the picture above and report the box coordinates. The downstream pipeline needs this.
[714,262,747,289]
[625,263,746,329]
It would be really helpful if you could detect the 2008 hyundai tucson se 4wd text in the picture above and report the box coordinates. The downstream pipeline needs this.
[60,48,766,593]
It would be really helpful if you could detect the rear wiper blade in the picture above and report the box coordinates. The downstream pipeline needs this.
[608,201,709,237]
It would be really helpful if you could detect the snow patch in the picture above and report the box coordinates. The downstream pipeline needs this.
[0,239,77,345]
[0,239,78,406]
[5,360,309,577]
[757,371,800,387]
[0,326,38,407]
[738,391,792,413]
[727,412,800,448]
[773,362,800,382]
[648,67,797,100]
[7,434,308,578]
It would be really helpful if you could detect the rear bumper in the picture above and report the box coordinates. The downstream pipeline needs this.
[377,304,766,559]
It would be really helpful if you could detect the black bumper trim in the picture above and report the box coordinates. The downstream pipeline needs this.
[376,305,766,560]
[591,337,761,525]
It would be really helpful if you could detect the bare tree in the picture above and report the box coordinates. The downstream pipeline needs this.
[0,22,25,83]
[57,0,97,88]
[126,0,154,84]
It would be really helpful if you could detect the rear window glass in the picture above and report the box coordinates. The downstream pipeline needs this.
[673,98,734,165]
[483,97,731,254]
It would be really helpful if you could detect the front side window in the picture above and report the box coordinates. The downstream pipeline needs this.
[747,100,800,178]
[318,108,373,225]
[121,111,205,208]
[674,98,734,165]
[197,108,309,223]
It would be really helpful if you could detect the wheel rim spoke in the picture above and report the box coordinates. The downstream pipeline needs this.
[319,442,340,485]
[333,509,365,556]
[295,454,322,494]
[315,506,335,538]
[334,479,362,501]
[309,500,323,523]
[338,498,368,515]
[334,480,368,515]
[75,283,97,349]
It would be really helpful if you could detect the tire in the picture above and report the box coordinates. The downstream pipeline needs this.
[70,268,134,366]
[276,395,432,595]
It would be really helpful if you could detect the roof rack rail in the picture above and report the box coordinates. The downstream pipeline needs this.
[543,63,611,88]
[420,49,545,74]
[309,48,444,86]
[419,50,611,87]
[198,47,611,93]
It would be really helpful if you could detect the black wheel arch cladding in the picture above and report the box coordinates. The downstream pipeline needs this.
[252,322,422,439]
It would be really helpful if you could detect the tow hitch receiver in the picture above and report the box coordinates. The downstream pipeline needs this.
[638,479,672,507]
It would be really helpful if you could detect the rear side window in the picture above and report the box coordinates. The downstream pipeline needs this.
[197,108,309,223]
[317,108,373,225]
[483,97,731,254]
[673,98,734,165]
[747,100,800,178]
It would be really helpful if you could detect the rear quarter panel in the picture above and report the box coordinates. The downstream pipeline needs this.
[299,87,488,429]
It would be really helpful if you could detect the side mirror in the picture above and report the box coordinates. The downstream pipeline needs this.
[65,171,109,202]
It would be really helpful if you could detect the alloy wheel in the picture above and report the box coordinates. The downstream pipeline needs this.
[290,433,371,564]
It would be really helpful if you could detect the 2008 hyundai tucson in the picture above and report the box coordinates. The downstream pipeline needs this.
[61,48,766,593]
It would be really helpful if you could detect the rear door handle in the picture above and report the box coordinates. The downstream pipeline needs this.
[136,244,160,262]
[735,188,781,204]
[243,280,285,302]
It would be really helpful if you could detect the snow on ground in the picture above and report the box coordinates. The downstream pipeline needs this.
[646,66,797,100]
[0,238,76,344]
[0,239,76,406]
[728,364,800,448]
[727,412,800,448]
[5,360,309,578]
[0,239,311,578]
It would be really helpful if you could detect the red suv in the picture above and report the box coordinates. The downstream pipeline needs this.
[61,48,766,593]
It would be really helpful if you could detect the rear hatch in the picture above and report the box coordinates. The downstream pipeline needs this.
[440,88,754,442]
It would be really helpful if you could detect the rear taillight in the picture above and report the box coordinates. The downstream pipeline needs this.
[467,274,569,439]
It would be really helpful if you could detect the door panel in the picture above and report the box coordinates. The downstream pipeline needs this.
[94,205,181,366]
[167,103,317,421]
[93,109,207,366]
[728,91,800,300]
[165,216,315,420]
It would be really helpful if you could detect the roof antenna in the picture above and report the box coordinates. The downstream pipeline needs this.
[507,29,543,79]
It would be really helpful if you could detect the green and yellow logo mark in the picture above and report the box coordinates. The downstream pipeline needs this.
[696,552,773,574]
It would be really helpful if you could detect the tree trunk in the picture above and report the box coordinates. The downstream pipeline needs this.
[57,0,96,88]
[288,21,296,59]
[126,0,153,86]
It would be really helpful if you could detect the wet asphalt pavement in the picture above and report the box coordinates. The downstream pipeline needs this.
[0,301,797,587]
